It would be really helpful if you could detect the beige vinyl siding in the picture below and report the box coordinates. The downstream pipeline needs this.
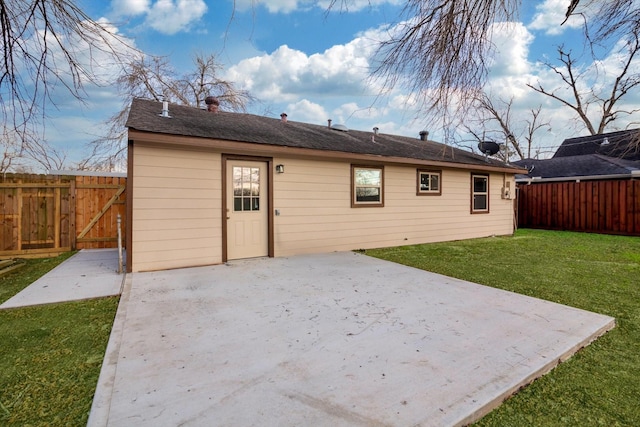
[272,158,515,256]
[131,144,222,272]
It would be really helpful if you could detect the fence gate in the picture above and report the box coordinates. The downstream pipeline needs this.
[0,175,72,256]
[74,175,127,250]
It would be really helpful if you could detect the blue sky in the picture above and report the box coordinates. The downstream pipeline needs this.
[39,0,640,169]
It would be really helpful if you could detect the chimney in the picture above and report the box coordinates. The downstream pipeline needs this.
[327,119,332,129]
[419,130,429,141]
[280,113,288,123]
[205,96,219,113]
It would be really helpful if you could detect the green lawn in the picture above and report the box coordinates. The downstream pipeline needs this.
[366,229,640,426]
[0,254,119,426]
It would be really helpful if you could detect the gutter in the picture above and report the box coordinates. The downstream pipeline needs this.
[516,169,640,184]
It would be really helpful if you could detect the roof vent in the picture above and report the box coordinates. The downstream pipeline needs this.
[373,127,379,135]
[327,119,332,128]
[159,101,171,118]
[601,137,609,145]
[331,124,349,132]
[280,113,288,123]
[419,130,429,141]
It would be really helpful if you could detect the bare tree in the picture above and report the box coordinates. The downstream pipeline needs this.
[354,0,640,118]
[371,0,518,116]
[0,0,132,135]
[461,93,551,161]
[1,124,68,173]
[1,126,23,173]
[84,53,254,170]
[527,37,640,136]
[461,93,550,161]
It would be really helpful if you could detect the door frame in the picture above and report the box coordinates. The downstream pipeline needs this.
[221,154,274,262]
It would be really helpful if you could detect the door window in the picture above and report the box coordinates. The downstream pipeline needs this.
[233,166,260,211]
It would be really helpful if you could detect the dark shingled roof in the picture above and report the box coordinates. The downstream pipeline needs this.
[553,128,640,160]
[512,154,640,180]
[126,98,518,170]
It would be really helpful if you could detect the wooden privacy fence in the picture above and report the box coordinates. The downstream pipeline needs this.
[517,179,640,236]
[0,173,126,257]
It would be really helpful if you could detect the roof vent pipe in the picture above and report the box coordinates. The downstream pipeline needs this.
[327,119,332,129]
[419,130,429,141]
[159,100,171,118]
[373,127,379,135]
[280,113,288,123]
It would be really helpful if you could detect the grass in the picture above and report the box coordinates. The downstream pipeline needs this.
[365,229,640,426]
[0,254,119,426]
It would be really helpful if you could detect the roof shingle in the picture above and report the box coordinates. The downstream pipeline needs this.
[126,98,519,170]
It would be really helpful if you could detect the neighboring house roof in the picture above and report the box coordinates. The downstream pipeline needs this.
[513,128,640,182]
[513,155,640,181]
[126,98,523,172]
[553,128,640,160]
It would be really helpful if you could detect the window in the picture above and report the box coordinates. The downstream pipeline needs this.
[352,165,384,207]
[417,169,441,195]
[471,174,489,213]
[232,166,260,211]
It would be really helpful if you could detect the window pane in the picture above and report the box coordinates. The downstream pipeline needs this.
[252,197,260,211]
[355,169,381,186]
[251,182,260,196]
[431,175,439,191]
[243,198,251,211]
[474,195,487,210]
[240,182,250,196]
[420,173,430,191]
[233,167,242,181]
[356,187,380,202]
[234,197,242,211]
[474,176,487,192]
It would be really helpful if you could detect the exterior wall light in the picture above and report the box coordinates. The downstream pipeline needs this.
[275,164,285,174]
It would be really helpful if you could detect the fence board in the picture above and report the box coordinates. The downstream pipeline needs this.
[517,179,640,236]
[0,173,127,257]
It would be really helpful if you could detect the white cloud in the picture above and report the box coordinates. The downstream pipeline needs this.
[234,0,402,14]
[284,99,328,123]
[488,22,534,77]
[112,0,150,16]
[225,33,378,101]
[110,0,207,34]
[528,0,583,35]
[145,0,207,34]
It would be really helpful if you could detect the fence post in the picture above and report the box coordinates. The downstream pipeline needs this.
[117,213,123,274]
[70,178,77,250]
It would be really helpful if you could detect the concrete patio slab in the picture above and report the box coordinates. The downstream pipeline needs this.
[0,249,124,309]
[89,252,614,427]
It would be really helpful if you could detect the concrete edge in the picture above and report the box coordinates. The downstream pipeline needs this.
[87,273,133,427]
[455,316,616,426]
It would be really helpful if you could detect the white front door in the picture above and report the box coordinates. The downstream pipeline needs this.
[226,160,269,260]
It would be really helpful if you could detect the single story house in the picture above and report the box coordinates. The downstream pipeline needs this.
[125,98,525,272]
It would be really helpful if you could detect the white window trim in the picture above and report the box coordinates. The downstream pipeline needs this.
[417,169,442,196]
[471,173,489,213]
